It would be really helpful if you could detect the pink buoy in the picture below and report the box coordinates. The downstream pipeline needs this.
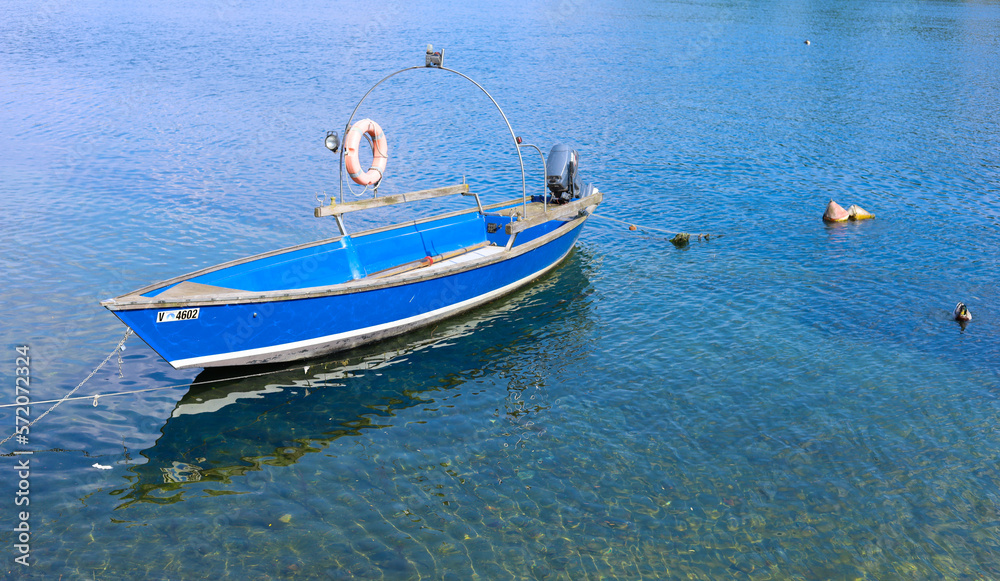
[822,200,850,222]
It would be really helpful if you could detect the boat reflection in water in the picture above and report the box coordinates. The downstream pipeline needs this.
[116,251,595,507]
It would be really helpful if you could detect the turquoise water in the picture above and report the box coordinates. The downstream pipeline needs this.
[3,0,1000,578]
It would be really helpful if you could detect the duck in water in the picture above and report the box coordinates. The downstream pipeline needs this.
[954,302,972,322]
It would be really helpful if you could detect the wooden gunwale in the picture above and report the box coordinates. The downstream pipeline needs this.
[369,241,491,279]
[505,191,603,235]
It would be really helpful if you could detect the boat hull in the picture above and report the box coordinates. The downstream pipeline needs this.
[109,216,588,368]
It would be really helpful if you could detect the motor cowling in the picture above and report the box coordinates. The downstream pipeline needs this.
[546,143,587,203]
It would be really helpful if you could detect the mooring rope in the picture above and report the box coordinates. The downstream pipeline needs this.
[590,212,718,241]
[590,212,683,235]
[0,329,332,452]
[0,328,135,447]
[0,366,304,411]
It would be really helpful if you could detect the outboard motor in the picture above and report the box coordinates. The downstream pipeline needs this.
[545,144,592,204]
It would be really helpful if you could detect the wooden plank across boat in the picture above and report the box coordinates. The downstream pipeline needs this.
[101,49,604,369]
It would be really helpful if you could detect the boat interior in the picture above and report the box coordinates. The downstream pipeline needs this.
[139,184,592,299]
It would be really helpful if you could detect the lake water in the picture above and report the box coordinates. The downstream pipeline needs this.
[3,0,1000,578]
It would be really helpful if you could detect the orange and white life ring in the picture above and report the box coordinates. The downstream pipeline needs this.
[344,118,388,186]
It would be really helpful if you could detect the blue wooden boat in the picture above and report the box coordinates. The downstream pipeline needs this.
[101,49,602,369]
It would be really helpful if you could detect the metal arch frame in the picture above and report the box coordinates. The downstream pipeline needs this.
[337,65,529,218]
[516,142,548,213]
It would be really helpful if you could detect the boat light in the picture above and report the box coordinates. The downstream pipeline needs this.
[324,131,340,153]
[425,44,444,68]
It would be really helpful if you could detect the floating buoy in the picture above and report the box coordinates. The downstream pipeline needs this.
[847,205,874,220]
[670,233,690,248]
[954,302,972,322]
[629,224,637,231]
[804,40,811,45]
[822,200,850,222]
